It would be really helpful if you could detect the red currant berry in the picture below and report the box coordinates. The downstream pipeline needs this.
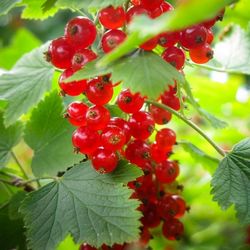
[129,111,155,140]
[158,195,179,219]
[161,1,174,12]
[172,195,186,218]
[155,160,179,183]
[101,29,126,53]
[162,46,185,70]
[180,25,208,49]
[149,104,172,124]
[140,227,151,245]
[189,43,214,64]
[71,49,97,70]
[101,125,126,150]
[125,140,151,168]
[117,89,144,114]
[59,68,87,96]
[162,218,184,240]
[72,126,100,155]
[141,202,161,228]
[161,91,181,111]
[86,77,113,105]
[158,32,180,48]
[67,101,88,126]
[206,28,214,44]
[86,105,110,131]
[126,6,149,23]
[47,37,74,69]
[91,147,118,173]
[108,117,132,143]
[140,36,158,51]
[98,6,126,29]
[79,243,97,250]
[156,128,176,149]
[65,17,97,49]
[149,1,173,18]
[140,0,163,11]
[150,142,171,163]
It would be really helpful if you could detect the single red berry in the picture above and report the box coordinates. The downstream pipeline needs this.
[189,43,214,64]
[99,6,126,29]
[117,89,144,114]
[101,125,126,151]
[140,36,158,51]
[86,105,110,131]
[141,202,161,228]
[172,195,187,218]
[155,160,179,183]
[65,17,97,49]
[180,25,208,49]
[47,37,74,69]
[79,243,97,250]
[140,0,163,11]
[158,195,179,219]
[156,128,176,149]
[140,227,151,245]
[149,1,173,18]
[72,126,100,155]
[108,117,132,143]
[162,46,185,70]
[71,49,97,70]
[149,104,172,124]
[161,91,181,111]
[129,111,155,140]
[91,147,118,173]
[162,219,184,240]
[158,32,180,48]
[206,28,214,44]
[125,139,151,168]
[101,29,126,53]
[86,77,113,105]
[59,68,87,96]
[161,1,174,12]
[66,101,88,126]
[150,142,171,163]
[126,6,149,23]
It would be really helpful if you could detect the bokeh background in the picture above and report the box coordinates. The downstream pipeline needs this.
[0,0,250,249]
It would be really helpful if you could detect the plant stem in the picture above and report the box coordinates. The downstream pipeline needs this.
[11,151,29,179]
[145,100,226,157]
[23,177,57,185]
[0,178,13,186]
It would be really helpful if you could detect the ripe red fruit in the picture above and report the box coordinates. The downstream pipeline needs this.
[149,1,173,18]
[141,202,161,228]
[162,46,185,70]
[71,49,97,70]
[162,219,184,240]
[108,117,132,143]
[156,128,176,149]
[161,91,181,111]
[72,126,100,155]
[47,37,74,69]
[64,17,97,49]
[117,89,144,114]
[155,160,180,183]
[101,125,126,150]
[158,32,180,48]
[129,111,155,140]
[91,147,118,173]
[180,25,208,49]
[140,227,151,245]
[158,195,179,219]
[98,6,126,29]
[150,142,171,163]
[206,28,214,44]
[126,6,149,23]
[86,105,110,131]
[140,36,158,51]
[189,43,214,64]
[59,68,87,96]
[149,104,172,124]
[172,195,187,218]
[140,0,163,11]
[125,140,151,168]
[66,101,88,126]
[101,29,126,53]
[86,77,113,105]
[79,243,97,250]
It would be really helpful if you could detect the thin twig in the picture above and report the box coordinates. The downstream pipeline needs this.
[11,151,29,179]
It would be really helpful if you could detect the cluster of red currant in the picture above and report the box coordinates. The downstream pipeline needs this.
[46,1,224,249]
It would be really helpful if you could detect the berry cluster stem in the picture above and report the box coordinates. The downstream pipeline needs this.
[145,100,226,157]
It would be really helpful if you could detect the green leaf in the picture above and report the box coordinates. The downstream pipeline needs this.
[42,0,58,12]
[179,141,219,174]
[20,0,59,20]
[20,161,142,250]
[0,0,21,16]
[211,138,250,224]
[24,92,82,177]
[69,52,184,100]
[0,112,23,168]
[211,25,250,74]
[98,0,234,67]
[8,191,27,220]
[0,203,26,250]
[0,43,54,126]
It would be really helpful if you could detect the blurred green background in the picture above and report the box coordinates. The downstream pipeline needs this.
[0,1,250,250]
